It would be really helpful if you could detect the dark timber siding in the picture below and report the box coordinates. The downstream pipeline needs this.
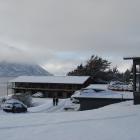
[11,82,88,98]
[76,97,132,111]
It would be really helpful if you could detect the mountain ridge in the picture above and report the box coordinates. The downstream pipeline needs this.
[0,61,52,77]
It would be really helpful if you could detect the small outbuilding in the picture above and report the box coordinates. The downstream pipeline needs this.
[9,76,91,98]
[72,85,133,111]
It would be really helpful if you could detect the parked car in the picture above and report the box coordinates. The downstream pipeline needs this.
[32,92,44,98]
[2,99,27,113]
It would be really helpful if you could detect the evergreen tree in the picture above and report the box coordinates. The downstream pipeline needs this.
[123,69,131,83]
[68,55,111,83]
[67,55,131,83]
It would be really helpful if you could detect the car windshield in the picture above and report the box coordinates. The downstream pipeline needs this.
[13,103,23,108]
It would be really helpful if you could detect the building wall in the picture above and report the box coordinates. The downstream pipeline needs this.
[12,82,85,98]
[77,98,132,111]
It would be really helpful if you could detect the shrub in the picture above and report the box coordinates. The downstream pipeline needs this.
[12,92,32,107]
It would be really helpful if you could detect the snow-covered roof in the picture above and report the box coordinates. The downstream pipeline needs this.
[71,84,133,99]
[124,57,140,60]
[72,89,133,99]
[86,84,107,90]
[9,76,90,84]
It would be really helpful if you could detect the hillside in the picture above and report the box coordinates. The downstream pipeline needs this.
[0,61,52,77]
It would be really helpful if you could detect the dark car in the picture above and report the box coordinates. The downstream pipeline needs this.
[2,99,27,113]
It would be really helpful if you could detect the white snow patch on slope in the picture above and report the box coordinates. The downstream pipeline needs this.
[29,99,66,113]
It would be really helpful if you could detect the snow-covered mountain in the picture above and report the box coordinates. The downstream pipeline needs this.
[0,61,52,77]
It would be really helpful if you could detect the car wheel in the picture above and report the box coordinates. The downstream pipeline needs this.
[12,108,16,113]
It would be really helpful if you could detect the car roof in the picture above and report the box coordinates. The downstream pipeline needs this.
[4,99,27,107]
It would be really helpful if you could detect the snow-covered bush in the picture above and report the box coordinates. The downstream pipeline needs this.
[12,92,32,107]
[0,97,6,109]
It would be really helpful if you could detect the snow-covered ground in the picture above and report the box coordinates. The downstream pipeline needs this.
[29,98,79,113]
[0,100,139,140]
[0,82,138,140]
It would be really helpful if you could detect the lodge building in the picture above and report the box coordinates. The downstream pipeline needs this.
[9,76,91,98]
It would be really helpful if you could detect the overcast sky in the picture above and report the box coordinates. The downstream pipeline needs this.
[0,0,139,75]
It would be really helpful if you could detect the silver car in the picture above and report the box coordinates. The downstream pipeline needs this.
[2,99,27,113]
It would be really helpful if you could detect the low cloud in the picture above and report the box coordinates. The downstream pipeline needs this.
[0,0,139,74]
